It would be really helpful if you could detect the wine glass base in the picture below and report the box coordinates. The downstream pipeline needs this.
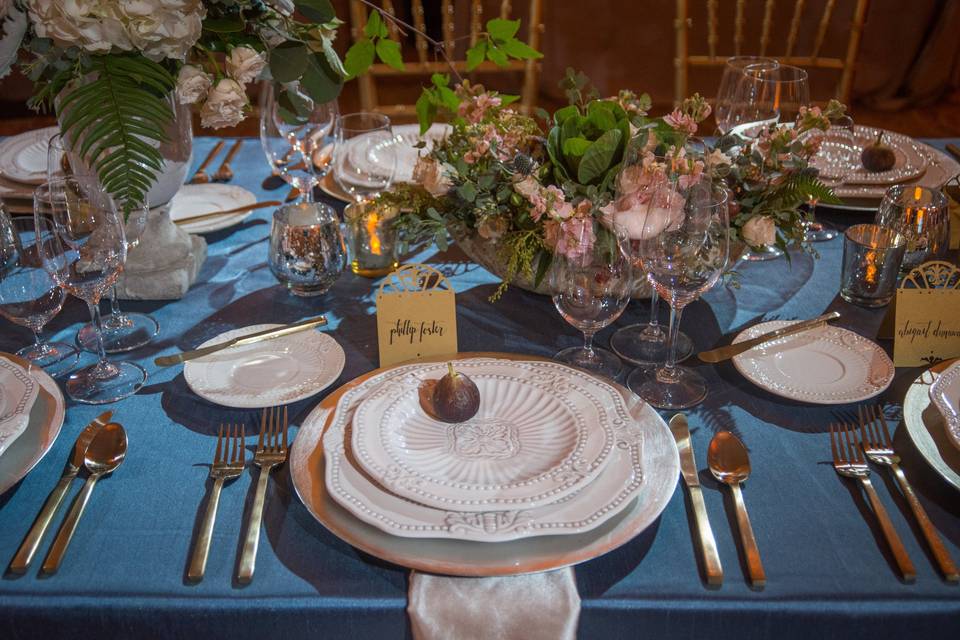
[740,245,784,262]
[627,365,708,410]
[805,228,838,242]
[16,342,80,378]
[66,361,147,405]
[554,346,623,380]
[77,312,160,354]
[610,324,694,366]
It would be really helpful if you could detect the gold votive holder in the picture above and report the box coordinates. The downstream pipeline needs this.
[344,201,400,278]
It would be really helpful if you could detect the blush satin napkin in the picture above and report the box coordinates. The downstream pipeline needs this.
[407,568,581,640]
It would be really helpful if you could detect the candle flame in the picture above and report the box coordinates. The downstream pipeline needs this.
[366,212,382,256]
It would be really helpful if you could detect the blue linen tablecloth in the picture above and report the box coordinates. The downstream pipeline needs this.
[1,137,958,639]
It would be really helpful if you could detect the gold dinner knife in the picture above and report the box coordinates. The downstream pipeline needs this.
[697,311,841,364]
[670,413,723,586]
[154,316,328,367]
[8,411,112,574]
[173,200,281,226]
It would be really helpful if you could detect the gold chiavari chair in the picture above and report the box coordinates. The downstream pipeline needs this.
[350,0,544,118]
[674,0,871,105]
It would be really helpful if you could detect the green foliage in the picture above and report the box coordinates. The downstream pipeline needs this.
[342,10,405,79]
[57,54,175,215]
[546,98,630,191]
[560,68,599,108]
[464,18,542,72]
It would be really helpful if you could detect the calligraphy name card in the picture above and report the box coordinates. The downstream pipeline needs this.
[893,261,960,367]
[377,264,458,367]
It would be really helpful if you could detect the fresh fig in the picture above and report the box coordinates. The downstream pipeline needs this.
[861,132,896,172]
[432,363,480,423]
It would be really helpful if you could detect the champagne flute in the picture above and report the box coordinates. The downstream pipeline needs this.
[259,82,338,203]
[48,133,158,353]
[627,181,729,409]
[805,115,856,242]
[34,178,146,404]
[714,56,779,135]
[0,210,79,376]
[333,112,397,203]
[550,219,633,380]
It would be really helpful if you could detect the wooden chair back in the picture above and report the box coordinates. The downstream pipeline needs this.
[674,0,871,105]
[350,0,544,119]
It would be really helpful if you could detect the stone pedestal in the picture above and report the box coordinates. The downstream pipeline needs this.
[115,205,206,300]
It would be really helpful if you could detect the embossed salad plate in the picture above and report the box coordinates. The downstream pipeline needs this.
[350,359,621,510]
[0,127,58,185]
[732,321,894,404]
[183,324,345,408]
[0,357,39,458]
[904,359,960,491]
[929,361,960,451]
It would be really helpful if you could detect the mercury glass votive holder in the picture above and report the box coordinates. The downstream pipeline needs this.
[874,185,949,273]
[344,202,400,278]
[268,202,346,296]
[840,224,907,308]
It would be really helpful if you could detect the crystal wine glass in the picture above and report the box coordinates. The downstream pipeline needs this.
[550,219,633,380]
[805,115,856,242]
[714,56,779,135]
[259,82,338,203]
[333,112,397,203]
[0,210,79,376]
[627,181,729,409]
[34,178,146,404]
[48,133,158,353]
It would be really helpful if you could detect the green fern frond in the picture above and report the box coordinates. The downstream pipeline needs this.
[57,55,175,215]
[771,171,841,207]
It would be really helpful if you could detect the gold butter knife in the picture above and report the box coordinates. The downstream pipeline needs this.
[174,200,281,226]
[154,316,327,367]
[697,311,841,364]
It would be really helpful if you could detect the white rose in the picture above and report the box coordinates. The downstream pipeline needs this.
[412,156,451,197]
[175,64,212,104]
[200,78,248,129]
[226,46,267,85]
[741,215,777,247]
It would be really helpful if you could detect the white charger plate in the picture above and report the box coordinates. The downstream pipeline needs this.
[0,352,66,495]
[0,127,58,185]
[903,359,960,492]
[0,357,40,457]
[291,352,680,576]
[351,359,622,511]
[732,321,894,404]
[183,324,345,408]
[929,361,960,451]
[168,184,257,234]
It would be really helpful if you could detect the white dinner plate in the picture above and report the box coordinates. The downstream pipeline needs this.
[168,184,258,234]
[183,324,345,408]
[0,127,59,185]
[903,359,960,492]
[732,321,894,404]
[0,174,38,200]
[929,361,960,451]
[0,357,40,457]
[843,126,928,186]
[0,352,66,495]
[350,358,622,511]
[322,360,648,542]
[290,352,680,576]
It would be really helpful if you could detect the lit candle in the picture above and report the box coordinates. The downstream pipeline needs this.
[366,211,382,256]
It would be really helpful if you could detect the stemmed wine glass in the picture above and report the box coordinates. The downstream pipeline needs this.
[0,210,79,376]
[627,181,729,409]
[714,56,779,135]
[333,112,397,203]
[259,81,338,202]
[550,219,633,380]
[34,178,146,404]
[805,115,856,242]
[48,134,158,353]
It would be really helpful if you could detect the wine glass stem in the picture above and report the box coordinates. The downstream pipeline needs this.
[304,178,316,203]
[658,304,686,384]
[108,285,121,319]
[87,301,109,367]
[31,329,43,348]
[582,331,596,358]
[647,291,660,329]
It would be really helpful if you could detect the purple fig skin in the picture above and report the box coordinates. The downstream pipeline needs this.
[861,132,896,172]
[433,363,480,423]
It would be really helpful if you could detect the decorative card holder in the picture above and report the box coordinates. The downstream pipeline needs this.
[376,264,458,367]
[893,260,960,367]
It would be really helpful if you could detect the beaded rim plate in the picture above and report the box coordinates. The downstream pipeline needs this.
[0,357,39,458]
[732,321,894,404]
[168,184,257,234]
[290,351,679,576]
[843,126,928,186]
[929,361,960,451]
[183,324,345,408]
[321,360,648,542]
[833,143,960,207]
[0,127,59,185]
[903,359,960,492]
[350,359,623,510]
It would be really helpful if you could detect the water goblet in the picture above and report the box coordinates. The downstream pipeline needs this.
[34,178,146,404]
[714,56,779,135]
[333,112,397,203]
[550,219,633,380]
[268,202,346,297]
[628,182,730,409]
[0,211,79,376]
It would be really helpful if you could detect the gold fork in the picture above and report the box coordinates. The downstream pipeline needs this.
[212,139,244,182]
[830,421,916,582]
[188,424,245,582]
[859,406,958,582]
[237,406,288,584]
[189,140,225,184]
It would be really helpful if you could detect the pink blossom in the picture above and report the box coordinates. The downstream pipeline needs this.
[664,109,698,135]
[677,160,705,190]
[553,217,595,262]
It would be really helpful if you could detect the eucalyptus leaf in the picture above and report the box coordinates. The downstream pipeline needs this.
[202,16,244,33]
[269,42,309,83]
[321,38,348,79]
[300,52,344,103]
[296,0,336,23]
[457,182,477,203]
